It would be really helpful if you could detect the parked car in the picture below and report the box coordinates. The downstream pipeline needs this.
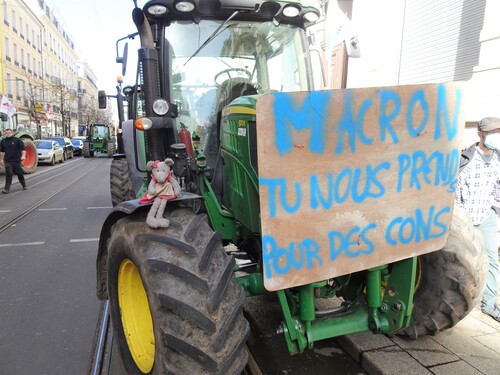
[35,140,64,165]
[49,137,74,160]
[71,139,84,156]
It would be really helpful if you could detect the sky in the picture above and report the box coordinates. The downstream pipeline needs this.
[48,0,143,95]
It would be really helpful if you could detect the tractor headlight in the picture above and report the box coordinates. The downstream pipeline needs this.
[147,4,168,16]
[175,1,195,13]
[152,99,169,116]
[283,5,300,18]
[303,11,320,24]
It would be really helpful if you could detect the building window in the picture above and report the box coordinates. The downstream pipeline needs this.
[4,36,9,61]
[11,9,16,32]
[15,79,20,100]
[3,2,8,25]
[19,17,23,38]
[6,73,12,97]
[13,43,18,65]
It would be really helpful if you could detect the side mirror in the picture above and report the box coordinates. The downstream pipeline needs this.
[98,90,107,109]
[116,42,129,76]
[346,35,361,58]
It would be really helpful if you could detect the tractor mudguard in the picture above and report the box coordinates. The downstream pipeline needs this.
[96,193,202,300]
[96,200,146,300]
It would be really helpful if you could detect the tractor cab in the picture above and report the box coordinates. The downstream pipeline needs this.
[163,18,315,169]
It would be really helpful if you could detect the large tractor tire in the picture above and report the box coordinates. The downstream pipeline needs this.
[21,138,38,174]
[106,209,249,374]
[110,158,135,206]
[401,206,487,339]
[107,142,116,158]
[82,141,92,158]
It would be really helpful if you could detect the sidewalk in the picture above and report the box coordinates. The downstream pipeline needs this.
[338,269,500,375]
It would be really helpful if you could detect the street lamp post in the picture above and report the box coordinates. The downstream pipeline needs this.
[34,101,43,139]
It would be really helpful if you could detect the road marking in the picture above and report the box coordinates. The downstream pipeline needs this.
[38,208,67,211]
[87,206,113,210]
[0,241,45,247]
[0,210,12,213]
[69,238,99,243]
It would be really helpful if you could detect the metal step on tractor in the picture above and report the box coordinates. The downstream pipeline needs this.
[82,123,116,158]
[95,1,487,374]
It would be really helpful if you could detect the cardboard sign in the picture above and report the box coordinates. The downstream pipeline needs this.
[256,83,464,291]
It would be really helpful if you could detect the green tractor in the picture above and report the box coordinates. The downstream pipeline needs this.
[82,123,116,158]
[0,117,38,174]
[96,1,486,374]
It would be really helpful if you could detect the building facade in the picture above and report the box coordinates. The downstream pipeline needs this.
[0,0,98,138]
[321,0,499,147]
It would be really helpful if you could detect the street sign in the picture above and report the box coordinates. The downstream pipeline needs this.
[35,103,43,112]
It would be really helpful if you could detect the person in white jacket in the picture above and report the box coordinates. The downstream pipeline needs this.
[456,117,500,322]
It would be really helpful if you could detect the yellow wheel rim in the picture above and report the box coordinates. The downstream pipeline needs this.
[118,259,155,373]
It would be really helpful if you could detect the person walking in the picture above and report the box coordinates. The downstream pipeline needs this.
[0,128,28,193]
[456,117,500,322]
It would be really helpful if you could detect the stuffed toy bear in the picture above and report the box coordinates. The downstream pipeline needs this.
[138,158,182,228]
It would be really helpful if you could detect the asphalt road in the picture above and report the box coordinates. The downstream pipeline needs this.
[0,157,113,374]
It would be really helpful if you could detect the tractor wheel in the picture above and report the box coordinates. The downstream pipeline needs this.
[401,206,487,339]
[107,209,249,374]
[110,158,135,206]
[82,141,92,158]
[107,142,116,158]
[21,138,38,174]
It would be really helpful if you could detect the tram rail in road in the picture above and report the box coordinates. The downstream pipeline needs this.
[0,157,115,374]
[0,159,98,233]
[88,300,264,375]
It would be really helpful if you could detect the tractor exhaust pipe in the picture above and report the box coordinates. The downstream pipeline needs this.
[132,7,166,162]
[132,7,154,49]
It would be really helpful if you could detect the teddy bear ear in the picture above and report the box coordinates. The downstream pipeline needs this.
[146,161,154,170]
[165,158,174,166]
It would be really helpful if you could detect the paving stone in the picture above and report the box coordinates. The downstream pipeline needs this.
[429,360,482,375]
[431,331,500,374]
[338,331,396,362]
[453,314,498,336]
[474,331,500,353]
[477,315,500,332]
[361,347,432,375]
[391,336,458,367]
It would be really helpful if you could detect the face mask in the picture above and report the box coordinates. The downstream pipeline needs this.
[484,133,500,150]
